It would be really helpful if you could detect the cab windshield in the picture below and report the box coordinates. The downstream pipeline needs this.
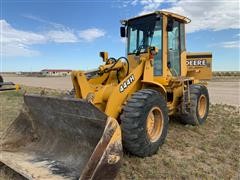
[127,14,162,54]
[127,14,163,75]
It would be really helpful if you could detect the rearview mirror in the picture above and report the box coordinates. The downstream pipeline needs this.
[120,27,126,37]
[167,18,174,32]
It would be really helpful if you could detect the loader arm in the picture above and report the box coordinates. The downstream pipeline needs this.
[71,49,161,119]
[105,59,145,118]
[71,56,147,118]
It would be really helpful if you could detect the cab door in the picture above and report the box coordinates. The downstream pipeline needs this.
[167,20,182,76]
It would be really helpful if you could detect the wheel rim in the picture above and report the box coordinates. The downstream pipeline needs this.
[198,95,207,118]
[146,107,164,143]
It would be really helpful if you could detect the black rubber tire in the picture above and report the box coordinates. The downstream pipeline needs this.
[0,75,3,88]
[179,84,209,126]
[120,89,169,157]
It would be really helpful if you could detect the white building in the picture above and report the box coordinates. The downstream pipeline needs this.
[41,69,72,76]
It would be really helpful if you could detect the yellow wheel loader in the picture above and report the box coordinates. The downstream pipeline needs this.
[0,11,212,179]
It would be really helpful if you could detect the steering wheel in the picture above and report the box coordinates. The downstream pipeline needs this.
[133,45,145,54]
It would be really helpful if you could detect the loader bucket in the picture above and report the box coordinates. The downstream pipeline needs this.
[0,94,122,180]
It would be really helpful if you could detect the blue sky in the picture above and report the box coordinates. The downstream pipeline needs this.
[1,0,239,72]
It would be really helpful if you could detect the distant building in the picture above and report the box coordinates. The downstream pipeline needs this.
[41,69,72,76]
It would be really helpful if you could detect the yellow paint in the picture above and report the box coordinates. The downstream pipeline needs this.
[15,84,20,91]
[186,52,212,80]
[146,107,163,142]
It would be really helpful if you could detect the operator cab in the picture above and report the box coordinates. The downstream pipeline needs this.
[120,11,190,77]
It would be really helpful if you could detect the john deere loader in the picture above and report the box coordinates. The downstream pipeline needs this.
[0,11,212,179]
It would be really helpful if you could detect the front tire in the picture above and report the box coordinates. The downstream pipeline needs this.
[120,89,169,157]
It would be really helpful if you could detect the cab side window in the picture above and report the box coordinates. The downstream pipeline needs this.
[152,18,163,76]
[168,20,180,76]
[180,23,185,51]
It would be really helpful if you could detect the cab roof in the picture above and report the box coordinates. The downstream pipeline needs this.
[126,11,191,24]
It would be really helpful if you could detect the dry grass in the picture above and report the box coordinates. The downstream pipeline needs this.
[0,87,239,179]
[212,71,240,82]
[117,105,240,179]
[213,71,240,77]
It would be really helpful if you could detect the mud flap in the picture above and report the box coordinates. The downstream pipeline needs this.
[0,94,122,180]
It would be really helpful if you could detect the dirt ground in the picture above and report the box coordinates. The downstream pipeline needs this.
[2,75,73,91]
[2,74,240,106]
[208,80,239,106]
[0,86,239,179]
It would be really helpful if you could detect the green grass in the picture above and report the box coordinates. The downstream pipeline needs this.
[0,87,239,179]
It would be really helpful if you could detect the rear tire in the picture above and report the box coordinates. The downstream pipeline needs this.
[120,89,168,157]
[179,84,209,125]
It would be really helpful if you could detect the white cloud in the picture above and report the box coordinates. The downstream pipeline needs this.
[0,19,106,57]
[220,41,240,48]
[22,14,65,29]
[163,0,240,33]
[131,0,176,15]
[209,40,240,49]
[78,28,105,42]
[47,30,78,43]
[0,19,46,57]
[133,0,240,33]
[2,44,40,57]
[1,20,46,45]
[131,0,139,6]
[139,0,164,15]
